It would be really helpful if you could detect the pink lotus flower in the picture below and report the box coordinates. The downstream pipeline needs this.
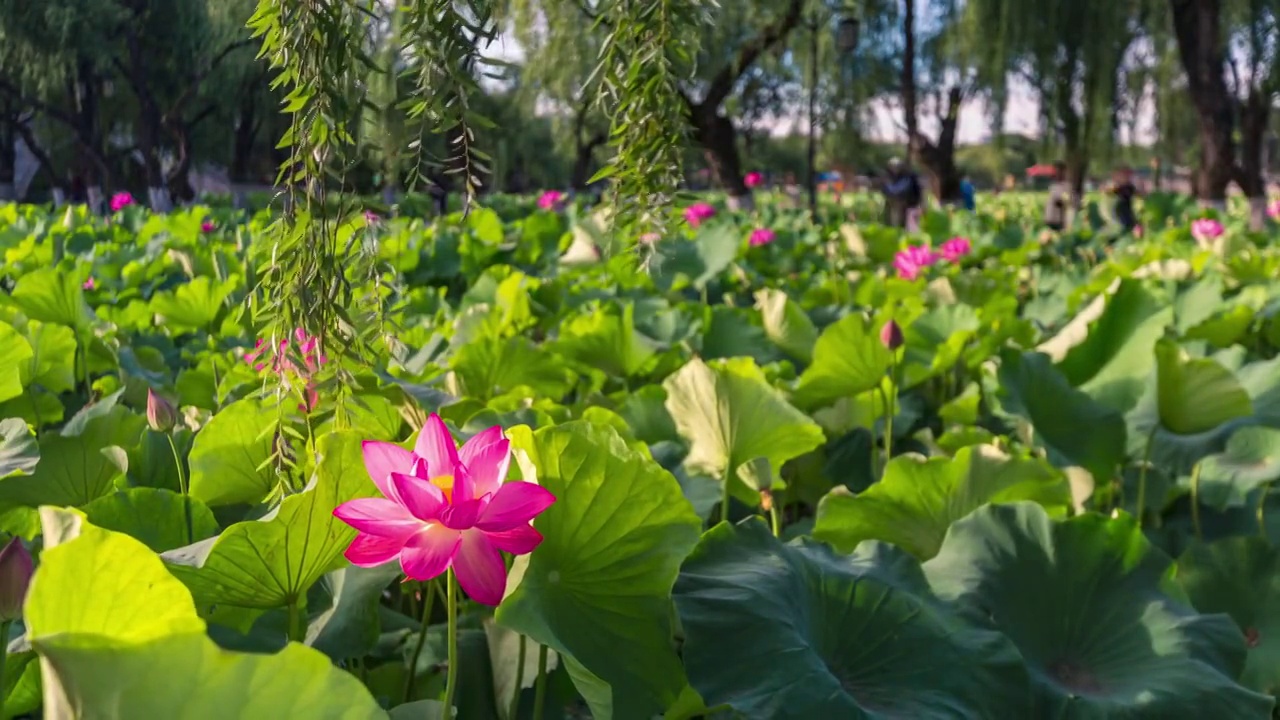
[82,277,95,291]
[940,236,972,262]
[334,415,555,605]
[364,210,381,225]
[1268,201,1280,221]
[201,220,216,233]
[1134,225,1144,238]
[537,190,565,211]
[1191,218,1224,242]
[244,329,328,412]
[109,192,135,213]
[744,171,764,188]
[684,203,717,228]
[749,228,776,247]
[893,244,940,281]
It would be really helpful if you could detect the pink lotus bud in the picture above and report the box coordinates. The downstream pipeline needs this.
[146,388,178,433]
[0,537,33,622]
[880,320,904,350]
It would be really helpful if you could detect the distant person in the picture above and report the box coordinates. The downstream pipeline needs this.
[882,158,922,229]
[958,173,976,211]
[1044,162,1070,231]
[1109,165,1139,233]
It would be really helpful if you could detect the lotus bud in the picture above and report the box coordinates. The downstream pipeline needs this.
[0,537,33,622]
[146,389,178,433]
[880,320,904,351]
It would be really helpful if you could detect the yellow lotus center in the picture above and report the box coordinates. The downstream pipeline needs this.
[432,474,455,503]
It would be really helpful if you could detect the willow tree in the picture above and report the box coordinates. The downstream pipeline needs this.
[247,0,708,369]
[1169,0,1280,221]
[966,0,1148,205]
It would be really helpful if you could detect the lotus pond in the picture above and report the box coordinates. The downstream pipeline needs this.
[1,192,1280,718]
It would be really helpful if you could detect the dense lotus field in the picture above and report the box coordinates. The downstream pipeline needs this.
[3,190,1280,719]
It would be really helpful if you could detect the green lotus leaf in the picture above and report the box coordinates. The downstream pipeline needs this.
[498,421,702,718]
[0,418,37,479]
[1052,280,1172,413]
[998,350,1127,483]
[165,431,376,611]
[186,397,277,507]
[80,487,220,553]
[10,267,94,332]
[0,404,142,510]
[150,275,238,335]
[754,289,817,364]
[450,335,575,402]
[551,303,657,378]
[900,304,981,388]
[26,509,387,719]
[814,445,1069,559]
[673,519,1030,718]
[924,503,1273,718]
[1198,426,1280,509]
[1155,339,1252,435]
[0,325,33,404]
[1178,537,1280,697]
[650,224,738,291]
[15,321,77,394]
[699,306,779,366]
[792,313,893,409]
[664,357,823,496]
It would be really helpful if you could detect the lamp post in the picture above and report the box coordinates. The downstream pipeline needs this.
[807,6,861,223]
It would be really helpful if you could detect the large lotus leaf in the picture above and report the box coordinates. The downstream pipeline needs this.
[924,503,1273,718]
[699,306,779,366]
[1198,426,1280,510]
[754,289,817,364]
[792,313,893,409]
[1237,355,1280,425]
[998,350,1127,483]
[305,563,402,661]
[0,325,32,404]
[16,321,77,394]
[150,275,237,335]
[1123,342,1256,477]
[650,224,739,291]
[164,431,376,610]
[10,267,93,332]
[900,304,981,388]
[26,509,387,719]
[673,519,1030,718]
[1052,280,1172,413]
[1178,537,1280,697]
[814,445,1069,559]
[497,422,702,718]
[664,357,824,495]
[81,487,220,553]
[616,385,678,445]
[187,397,277,507]
[551,303,657,378]
[0,418,37,478]
[450,335,574,402]
[0,404,142,510]
[1155,339,1252,435]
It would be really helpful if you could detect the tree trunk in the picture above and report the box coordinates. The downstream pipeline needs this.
[1170,0,1235,203]
[571,131,606,191]
[690,104,751,204]
[0,106,14,201]
[1238,88,1268,229]
[914,86,963,204]
[902,0,919,158]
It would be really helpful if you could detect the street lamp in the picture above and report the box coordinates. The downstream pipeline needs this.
[808,6,862,223]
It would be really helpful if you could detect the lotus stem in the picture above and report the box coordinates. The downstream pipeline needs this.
[1259,484,1271,537]
[442,570,459,718]
[508,633,527,720]
[166,433,193,545]
[720,465,733,526]
[532,642,549,720]
[286,597,304,643]
[1189,463,1203,542]
[404,581,436,703]
[0,619,10,718]
[1134,428,1157,528]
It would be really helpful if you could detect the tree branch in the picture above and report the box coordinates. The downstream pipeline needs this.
[697,0,805,111]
